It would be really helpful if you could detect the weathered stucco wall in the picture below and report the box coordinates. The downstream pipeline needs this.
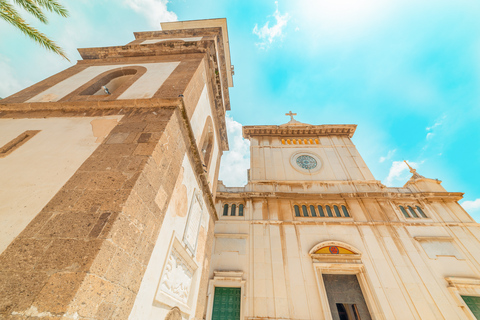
[0,116,122,254]
[27,62,180,102]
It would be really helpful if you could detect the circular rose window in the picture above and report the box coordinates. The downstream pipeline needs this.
[296,155,317,170]
[290,152,322,173]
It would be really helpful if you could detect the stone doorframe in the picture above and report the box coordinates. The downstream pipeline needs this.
[446,276,480,320]
[205,271,246,320]
[309,241,385,320]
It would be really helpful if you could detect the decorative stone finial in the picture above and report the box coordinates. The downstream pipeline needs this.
[404,160,425,179]
[285,111,297,121]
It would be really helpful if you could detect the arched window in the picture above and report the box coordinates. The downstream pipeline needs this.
[239,204,244,216]
[294,205,301,217]
[408,206,419,218]
[231,204,236,216]
[341,205,350,217]
[326,205,333,217]
[80,68,139,96]
[399,206,409,218]
[317,205,325,217]
[310,205,317,217]
[223,204,229,216]
[333,205,341,217]
[416,206,427,218]
[302,205,309,217]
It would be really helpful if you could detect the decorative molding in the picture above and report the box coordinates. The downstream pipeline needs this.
[214,233,248,239]
[414,236,454,242]
[243,124,357,138]
[216,191,464,201]
[446,277,480,287]
[159,246,195,304]
[213,270,244,280]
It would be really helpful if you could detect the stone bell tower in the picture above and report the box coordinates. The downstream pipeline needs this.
[0,19,233,319]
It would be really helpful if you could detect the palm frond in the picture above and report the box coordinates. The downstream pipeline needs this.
[0,1,69,60]
[32,0,68,17]
[12,0,47,23]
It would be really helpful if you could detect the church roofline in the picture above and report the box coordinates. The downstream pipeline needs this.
[242,124,357,139]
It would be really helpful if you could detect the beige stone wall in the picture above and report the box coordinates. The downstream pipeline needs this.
[249,135,375,182]
[209,128,480,320]
[0,116,121,254]
[210,196,480,320]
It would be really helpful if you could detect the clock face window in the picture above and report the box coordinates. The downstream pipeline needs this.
[290,152,322,173]
[296,155,317,170]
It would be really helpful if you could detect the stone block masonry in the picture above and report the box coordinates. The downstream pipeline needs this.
[0,106,188,319]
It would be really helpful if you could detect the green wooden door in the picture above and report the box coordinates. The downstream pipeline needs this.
[212,287,241,320]
[462,296,480,319]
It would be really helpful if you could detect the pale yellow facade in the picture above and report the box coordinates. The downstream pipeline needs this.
[209,119,480,320]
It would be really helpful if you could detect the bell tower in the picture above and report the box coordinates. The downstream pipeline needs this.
[243,113,375,183]
[0,19,233,319]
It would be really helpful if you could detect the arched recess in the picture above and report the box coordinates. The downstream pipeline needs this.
[198,117,215,172]
[60,66,147,102]
[309,241,385,320]
[309,240,361,258]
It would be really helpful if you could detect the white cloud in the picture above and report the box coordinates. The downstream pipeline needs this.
[426,115,446,131]
[383,160,420,187]
[124,0,177,29]
[0,55,28,98]
[253,1,290,48]
[461,199,480,215]
[426,132,435,140]
[379,149,396,163]
[218,115,250,187]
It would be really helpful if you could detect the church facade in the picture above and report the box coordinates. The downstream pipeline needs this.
[0,18,480,320]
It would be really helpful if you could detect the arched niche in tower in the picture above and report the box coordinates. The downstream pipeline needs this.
[198,117,215,172]
[61,66,147,102]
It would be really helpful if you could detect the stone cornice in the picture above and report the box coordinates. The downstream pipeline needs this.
[215,191,464,201]
[215,220,480,228]
[0,97,180,113]
[242,124,357,139]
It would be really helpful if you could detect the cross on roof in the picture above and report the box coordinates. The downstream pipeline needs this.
[285,111,297,121]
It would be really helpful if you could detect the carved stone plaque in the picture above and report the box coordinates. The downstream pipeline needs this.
[183,190,204,255]
[159,247,194,304]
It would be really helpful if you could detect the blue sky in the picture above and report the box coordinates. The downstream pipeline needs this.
[1,0,480,219]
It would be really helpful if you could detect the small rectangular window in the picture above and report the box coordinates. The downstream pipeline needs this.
[408,206,419,218]
[399,206,410,218]
[334,205,342,217]
[294,205,300,217]
[310,205,317,217]
[302,205,309,217]
[326,206,333,217]
[416,206,427,218]
[239,204,244,216]
[341,205,350,217]
[223,204,229,216]
[318,206,325,217]
[231,204,236,216]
